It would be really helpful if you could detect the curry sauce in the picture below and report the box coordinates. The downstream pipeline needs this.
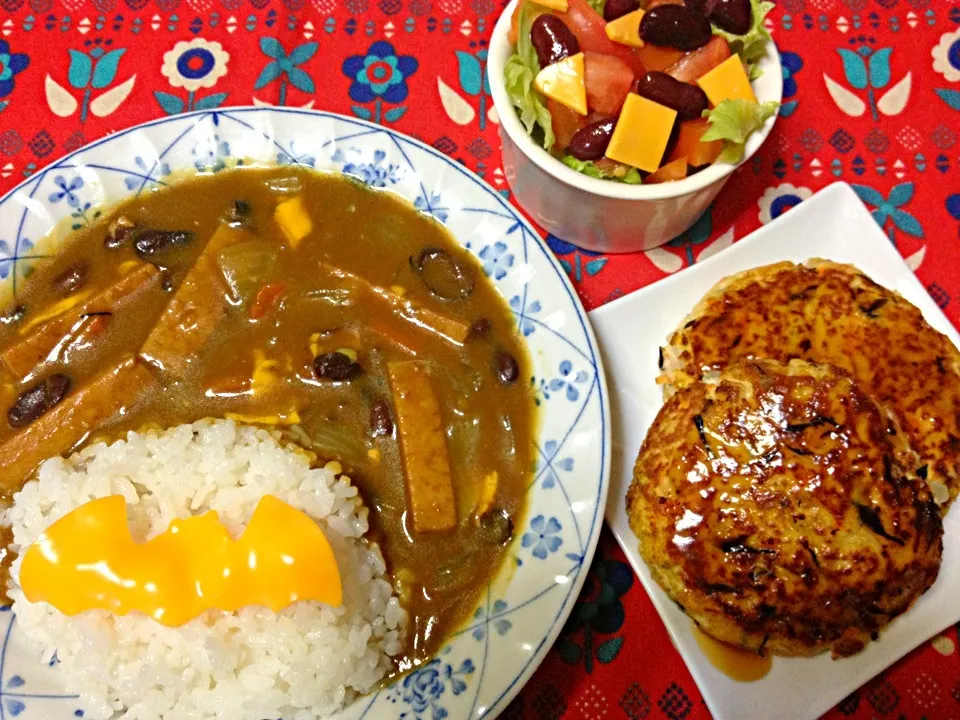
[0,167,537,675]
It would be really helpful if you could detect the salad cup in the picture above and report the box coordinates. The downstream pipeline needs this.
[488,0,783,253]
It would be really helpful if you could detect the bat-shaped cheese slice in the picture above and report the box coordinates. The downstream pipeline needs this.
[20,494,342,626]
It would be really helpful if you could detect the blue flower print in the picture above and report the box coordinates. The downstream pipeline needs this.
[48,176,83,208]
[343,41,418,104]
[415,192,449,223]
[334,148,401,187]
[509,295,542,337]
[522,515,563,560]
[479,241,513,280]
[192,135,231,173]
[780,51,802,117]
[0,40,29,99]
[391,656,474,720]
[542,360,589,402]
[852,182,924,242]
[539,438,574,489]
[472,600,511,640]
[547,234,607,282]
[123,156,171,191]
[277,141,316,168]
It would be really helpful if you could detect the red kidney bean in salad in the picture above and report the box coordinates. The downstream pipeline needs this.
[504,0,779,184]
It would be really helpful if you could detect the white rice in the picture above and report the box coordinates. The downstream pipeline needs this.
[3,418,406,720]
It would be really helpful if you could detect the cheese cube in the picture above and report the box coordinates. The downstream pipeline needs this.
[534,52,588,116]
[696,54,756,106]
[536,0,568,10]
[604,9,644,48]
[605,94,677,172]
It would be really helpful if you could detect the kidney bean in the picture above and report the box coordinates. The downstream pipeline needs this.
[635,72,709,120]
[683,0,718,16]
[496,351,520,384]
[470,317,492,337]
[8,374,71,429]
[370,397,394,438]
[709,0,751,34]
[531,15,580,69]
[313,351,362,381]
[603,0,639,22]
[50,262,88,296]
[134,229,195,259]
[568,118,617,161]
[640,5,712,51]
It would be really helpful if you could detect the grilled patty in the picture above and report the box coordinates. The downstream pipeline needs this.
[629,360,943,657]
[660,260,960,510]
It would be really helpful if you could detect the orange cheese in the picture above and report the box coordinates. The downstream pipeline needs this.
[534,52,587,116]
[20,495,342,626]
[696,54,756,106]
[535,0,568,9]
[605,93,678,172]
[604,9,645,48]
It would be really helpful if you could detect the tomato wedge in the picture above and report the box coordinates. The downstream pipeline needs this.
[645,156,688,183]
[555,0,646,75]
[667,118,724,166]
[584,52,634,115]
[664,36,731,83]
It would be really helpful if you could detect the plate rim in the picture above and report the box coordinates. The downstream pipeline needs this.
[0,106,613,720]
[589,180,960,720]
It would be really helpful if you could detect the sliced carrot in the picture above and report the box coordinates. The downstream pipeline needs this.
[248,282,287,320]
[645,156,688,184]
[644,0,683,7]
[635,44,685,72]
[667,118,724,166]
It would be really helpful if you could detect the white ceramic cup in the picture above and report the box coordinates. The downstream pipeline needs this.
[487,2,784,253]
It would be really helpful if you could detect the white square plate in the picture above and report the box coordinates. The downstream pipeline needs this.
[588,182,960,720]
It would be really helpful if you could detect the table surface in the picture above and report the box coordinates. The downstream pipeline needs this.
[1,0,959,717]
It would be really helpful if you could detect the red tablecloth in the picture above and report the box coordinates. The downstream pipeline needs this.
[1,1,960,717]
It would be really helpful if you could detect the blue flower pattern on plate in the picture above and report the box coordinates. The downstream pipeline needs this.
[389,657,475,720]
[478,241,513,280]
[123,156,171,191]
[48,176,83,207]
[509,294,541,337]
[191,134,231,172]
[539,439,574,490]
[334,148,401,187]
[414,192,448,222]
[540,360,589,402]
[472,600,512,640]
[522,515,563,560]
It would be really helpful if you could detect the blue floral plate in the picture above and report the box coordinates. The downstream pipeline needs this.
[0,108,610,720]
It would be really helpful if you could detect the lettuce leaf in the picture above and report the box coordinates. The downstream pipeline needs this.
[505,1,555,150]
[711,0,774,76]
[561,155,643,184]
[701,99,779,164]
